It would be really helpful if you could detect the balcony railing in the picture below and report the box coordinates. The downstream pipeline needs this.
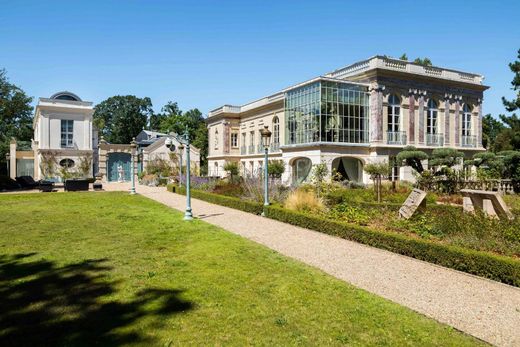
[426,133,444,146]
[387,131,407,145]
[257,144,265,154]
[240,146,246,155]
[248,145,255,154]
[270,142,280,152]
[461,135,477,148]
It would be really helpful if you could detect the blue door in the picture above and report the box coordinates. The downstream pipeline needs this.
[107,152,131,182]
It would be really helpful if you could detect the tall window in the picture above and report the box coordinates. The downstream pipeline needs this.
[230,132,238,148]
[462,104,472,137]
[273,116,280,144]
[61,120,74,148]
[387,94,400,133]
[427,99,438,135]
[249,131,255,146]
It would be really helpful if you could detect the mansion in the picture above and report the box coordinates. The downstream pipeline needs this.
[207,56,488,184]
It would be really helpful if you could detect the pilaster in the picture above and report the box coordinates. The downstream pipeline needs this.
[408,89,416,144]
[477,98,483,147]
[418,90,426,144]
[444,94,451,146]
[454,95,462,146]
[369,83,385,143]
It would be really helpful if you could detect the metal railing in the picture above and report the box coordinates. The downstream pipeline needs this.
[248,145,255,154]
[240,146,246,155]
[426,133,444,146]
[270,142,280,152]
[461,135,477,148]
[257,144,265,154]
[387,131,407,145]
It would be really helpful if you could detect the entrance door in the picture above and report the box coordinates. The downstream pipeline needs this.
[107,152,131,182]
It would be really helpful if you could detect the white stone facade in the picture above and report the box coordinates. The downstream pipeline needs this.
[207,56,488,185]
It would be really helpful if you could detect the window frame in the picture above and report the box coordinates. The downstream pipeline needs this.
[387,94,401,133]
[60,119,74,148]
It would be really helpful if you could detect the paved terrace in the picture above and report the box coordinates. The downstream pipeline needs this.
[107,183,520,345]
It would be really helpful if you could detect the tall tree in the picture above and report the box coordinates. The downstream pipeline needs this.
[158,102,208,175]
[0,69,33,170]
[399,53,408,61]
[502,48,520,113]
[93,95,152,144]
[482,114,505,151]
[413,57,433,66]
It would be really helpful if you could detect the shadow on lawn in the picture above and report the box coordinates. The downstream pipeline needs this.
[0,253,193,346]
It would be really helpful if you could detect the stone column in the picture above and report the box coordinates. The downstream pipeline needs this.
[408,89,416,145]
[369,83,385,143]
[454,95,461,147]
[477,98,483,148]
[223,121,230,154]
[418,90,426,144]
[9,138,17,179]
[444,94,451,146]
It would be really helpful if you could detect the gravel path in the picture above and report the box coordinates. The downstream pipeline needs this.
[107,183,520,346]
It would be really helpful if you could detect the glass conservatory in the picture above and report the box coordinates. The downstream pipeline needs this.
[284,80,370,145]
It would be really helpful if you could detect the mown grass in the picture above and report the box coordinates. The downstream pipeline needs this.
[0,192,484,346]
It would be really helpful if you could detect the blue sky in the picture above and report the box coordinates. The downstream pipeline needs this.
[1,0,518,119]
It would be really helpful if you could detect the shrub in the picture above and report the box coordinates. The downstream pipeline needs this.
[285,189,324,213]
[223,161,239,181]
[268,160,285,178]
[396,146,428,173]
[263,205,520,287]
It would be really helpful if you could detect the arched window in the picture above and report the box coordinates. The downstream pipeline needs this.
[462,104,472,137]
[272,116,280,149]
[427,99,438,135]
[292,157,312,184]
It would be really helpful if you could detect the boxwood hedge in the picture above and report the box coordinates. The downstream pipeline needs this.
[167,186,520,287]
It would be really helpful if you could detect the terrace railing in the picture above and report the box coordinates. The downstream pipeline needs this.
[387,131,407,145]
[270,142,280,153]
[426,133,444,147]
[240,146,247,155]
[461,135,477,148]
[248,145,255,154]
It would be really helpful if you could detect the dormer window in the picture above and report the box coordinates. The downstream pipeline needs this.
[61,120,74,148]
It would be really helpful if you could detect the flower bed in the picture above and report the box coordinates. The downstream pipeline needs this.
[169,185,520,287]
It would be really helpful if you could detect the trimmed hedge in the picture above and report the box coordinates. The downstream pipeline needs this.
[264,205,520,287]
[166,186,520,286]
[166,183,176,193]
[174,186,264,215]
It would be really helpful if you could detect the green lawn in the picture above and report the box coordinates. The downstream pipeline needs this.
[0,192,484,346]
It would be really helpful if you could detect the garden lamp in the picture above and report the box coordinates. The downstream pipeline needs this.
[165,137,176,152]
[259,125,272,209]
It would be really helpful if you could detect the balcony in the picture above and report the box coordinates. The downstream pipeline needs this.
[257,144,265,154]
[248,145,255,154]
[426,133,444,146]
[461,135,477,148]
[387,131,407,145]
[270,142,280,152]
[240,146,246,155]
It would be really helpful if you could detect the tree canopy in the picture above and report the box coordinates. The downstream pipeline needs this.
[396,146,428,173]
[93,95,152,144]
[0,69,33,169]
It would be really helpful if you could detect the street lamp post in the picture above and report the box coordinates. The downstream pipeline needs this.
[178,143,185,187]
[259,125,272,208]
[129,138,137,195]
[183,126,193,220]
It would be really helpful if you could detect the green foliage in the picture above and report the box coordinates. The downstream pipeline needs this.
[223,161,239,180]
[327,203,371,225]
[0,69,33,169]
[94,95,152,144]
[267,160,285,178]
[396,146,428,173]
[482,114,505,151]
[146,157,175,177]
[263,205,520,287]
[78,154,93,178]
[502,48,520,113]
[413,57,433,66]
[472,152,504,179]
[399,53,408,61]
[429,148,464,168]
[364,162,389,176]
[156,104,208,174]
[311,162,328,197]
